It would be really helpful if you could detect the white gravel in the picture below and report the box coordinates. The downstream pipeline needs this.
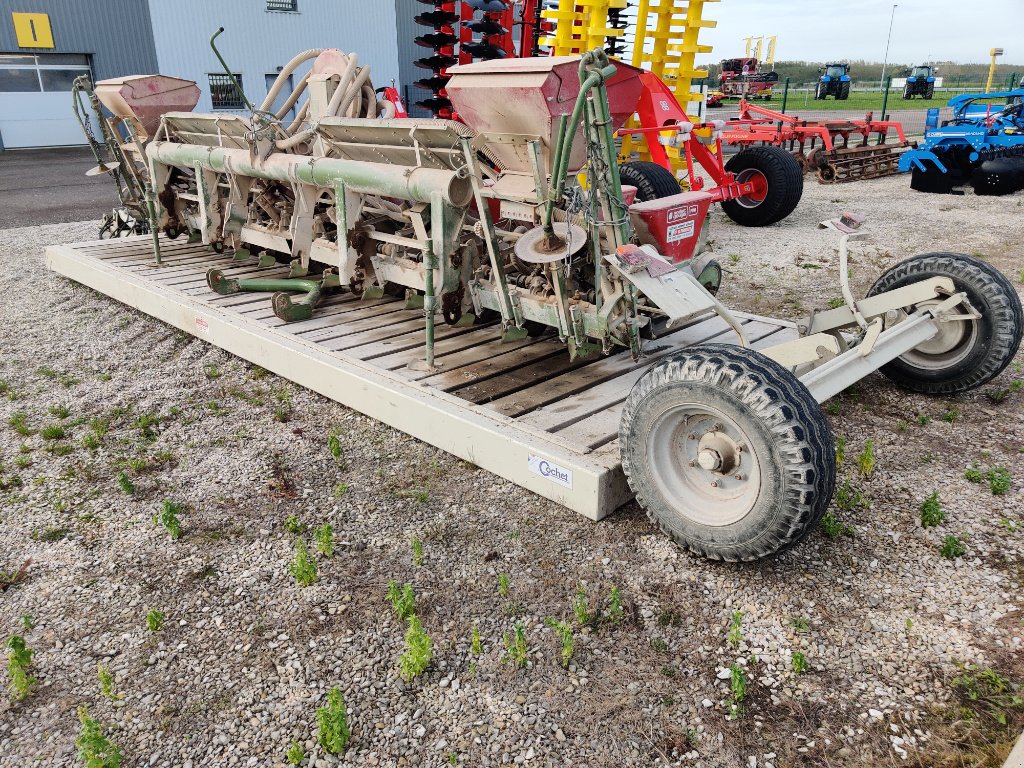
[0,176,1022,767]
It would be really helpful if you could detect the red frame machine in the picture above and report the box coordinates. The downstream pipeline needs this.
[723,98,913,182]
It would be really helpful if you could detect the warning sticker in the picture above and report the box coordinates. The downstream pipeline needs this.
[195,317,210,335]
[666,221,695,243]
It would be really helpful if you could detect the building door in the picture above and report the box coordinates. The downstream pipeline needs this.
[265,72,295,122]
[0,53,94,149]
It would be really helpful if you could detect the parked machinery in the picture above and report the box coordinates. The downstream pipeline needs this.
[717,56,779,100]
[903,65,937,99]
[725,98,912,182]
[899,88,1024,195]
[816,63,851,100]
[75,42,1023,561]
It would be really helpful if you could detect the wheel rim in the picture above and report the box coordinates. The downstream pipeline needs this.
[647,403,762,527]
[733,168,768,208]
[896,298,978,371]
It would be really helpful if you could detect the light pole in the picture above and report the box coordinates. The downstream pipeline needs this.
[879,3,898,92]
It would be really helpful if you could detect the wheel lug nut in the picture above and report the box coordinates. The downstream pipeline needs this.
[689,460,697,467]
[688,433,697,440]
[710,481,718,487]
[734,473,744,481]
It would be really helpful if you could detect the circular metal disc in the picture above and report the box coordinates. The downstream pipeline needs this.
[86,162,119,176]
[513,223,587,264]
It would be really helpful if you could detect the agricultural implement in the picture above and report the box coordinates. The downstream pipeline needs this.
[724,98,913,183]
[68,38,1023,562]
[900,88,1024,195]
[717,56,778,100]
[816,63,851,100]
[903,65,937,100]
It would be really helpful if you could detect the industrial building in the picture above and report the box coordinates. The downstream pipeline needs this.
[0,0,426,150]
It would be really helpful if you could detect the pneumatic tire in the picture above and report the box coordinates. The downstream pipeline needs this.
[720,146,803,227]
[838,82,851,100]
[815,83,827,100]
[619,161,681,202]
[866,253,1023,394]
[619,343,836,562]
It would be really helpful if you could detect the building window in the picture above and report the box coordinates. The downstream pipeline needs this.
[0,53,91,93]
[266,0,298,11]
[209,73,245,110]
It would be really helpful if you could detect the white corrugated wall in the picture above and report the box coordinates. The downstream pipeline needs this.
[146,0,401,114]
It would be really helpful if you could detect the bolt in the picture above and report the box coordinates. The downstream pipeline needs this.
[689,460,697,467]
[712,423,723,432]
[734,473,744,481]
[688,433,698,440]
[710,481,719,488]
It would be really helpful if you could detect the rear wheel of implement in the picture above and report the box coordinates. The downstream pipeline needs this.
[619,161,681,202]
[720,146,803,227]
[620,343,836,562]
[866,253,1023,394]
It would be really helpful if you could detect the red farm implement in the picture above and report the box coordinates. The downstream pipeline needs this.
[723,99,914,183]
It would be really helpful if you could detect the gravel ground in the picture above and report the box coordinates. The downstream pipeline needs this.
[0,176,1022,768]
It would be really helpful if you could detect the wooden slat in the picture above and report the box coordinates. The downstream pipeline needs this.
[370,325,531,372]
[433,341,593,401]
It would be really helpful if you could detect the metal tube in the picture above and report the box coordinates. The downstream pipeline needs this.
[422,243,436,368]
[209,28,254,112]
[146,141,472,207]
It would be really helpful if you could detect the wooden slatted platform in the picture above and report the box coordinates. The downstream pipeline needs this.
[46,236,798,520]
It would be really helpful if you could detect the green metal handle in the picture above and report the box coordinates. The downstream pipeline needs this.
[210,28,254,112]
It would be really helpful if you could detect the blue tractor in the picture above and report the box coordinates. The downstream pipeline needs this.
[815,63,851,100]
[898,88,1024,195]
[902,65,936,99]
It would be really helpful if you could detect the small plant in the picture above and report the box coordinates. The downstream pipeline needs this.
[284,514,306,534]
[920,491,945,528]
[206,400,228,416]
[286,741,305,765]
[386,581,415,620]
[827,297,845,309]
[132,411,162,441]
[727,610,743,649]
[399,616,434,681]
[145,609,165,632]
[203,363,222,380]
[834,480,867,511]
[790,616,810,633]
[502,622,529,669]
[471,624,483,656]
[76,706,122,768]
[14,455,31,469]
[607,585,624,624]
[97,663,122,701]
[154,500,183,539]
[951,663,1024,727]
[728,664,747,719]
[941,409,960,424]
[650,638,668,652]
[328,432,344,465]
[835,434,846,465]
[316,687,350,754]
[81,433,101,451]
[5,634,36,701]
[20,615,33,631]
[572,584,594,626]
[314,523,334,557]
[7,412,34,437]
[896,419,908,432]
[917,414,930,426]
[40,423,67,441]
[940,535,967,559]
[333,482,350,497]
[857,440,875,478]
[824,401,841,416]
[497,573,509,597]
[965,464,984,483]
[791,651,809,674]
[988,466,1011,495]
[820,510,854,539]
[289,539,318,586]
[544,619,574,668]
[48,405,71,419]
[411,536,424,566]
[115,471,135,496]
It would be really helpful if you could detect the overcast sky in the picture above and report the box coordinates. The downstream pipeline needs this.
[694,1,1024,65]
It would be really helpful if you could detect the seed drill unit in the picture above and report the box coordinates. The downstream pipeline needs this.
[71,31,1022,561]
[900,88,1024,195]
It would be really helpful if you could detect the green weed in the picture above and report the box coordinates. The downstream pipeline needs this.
[791,651,808,674]
[572,584,594,626]
[316,687,350,754]
[76,706,122,768]
[154,500,183,539]
[790,616,810,633]
[727,610,743,649]
[333,482,349,497]
[950,663,1024,727]
[835,480,867,511]
[544,619,574,668]
[328,432,344,465]
[942,409,960,424]
[20,615,33,631]
[940,535,967,559]
[917,414,930,426]
[97,663,122,701]
[988,466,1011,495]
[289,539,318,586]
[284,514,306,534]
[607,585,623,624]
[399,616,433,681]
[471,625,483,656]
[314,523,334,558]
[203,364,222,380]
[286,741,304,765]
[920,491,945,528]
[502,622,528,669]
[857,440,875,478]
[835,434,846,465]
[728,664,747,719]
[965,464,984,483]
[7,412,34,437]
[132,411,162,441]
[411,537,424,566]
[48,405,71,419]
[5,635,36,701]
[498,573,509,597]
[115,472,135,496]
[820,510,854,539]
[145,609,165,632]
[40,423,67,441]
[387,581,416,620]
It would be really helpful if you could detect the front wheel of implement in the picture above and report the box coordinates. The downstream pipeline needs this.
[619,343,836,562]
[866,253,1023,394]
[720,145,804,227]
